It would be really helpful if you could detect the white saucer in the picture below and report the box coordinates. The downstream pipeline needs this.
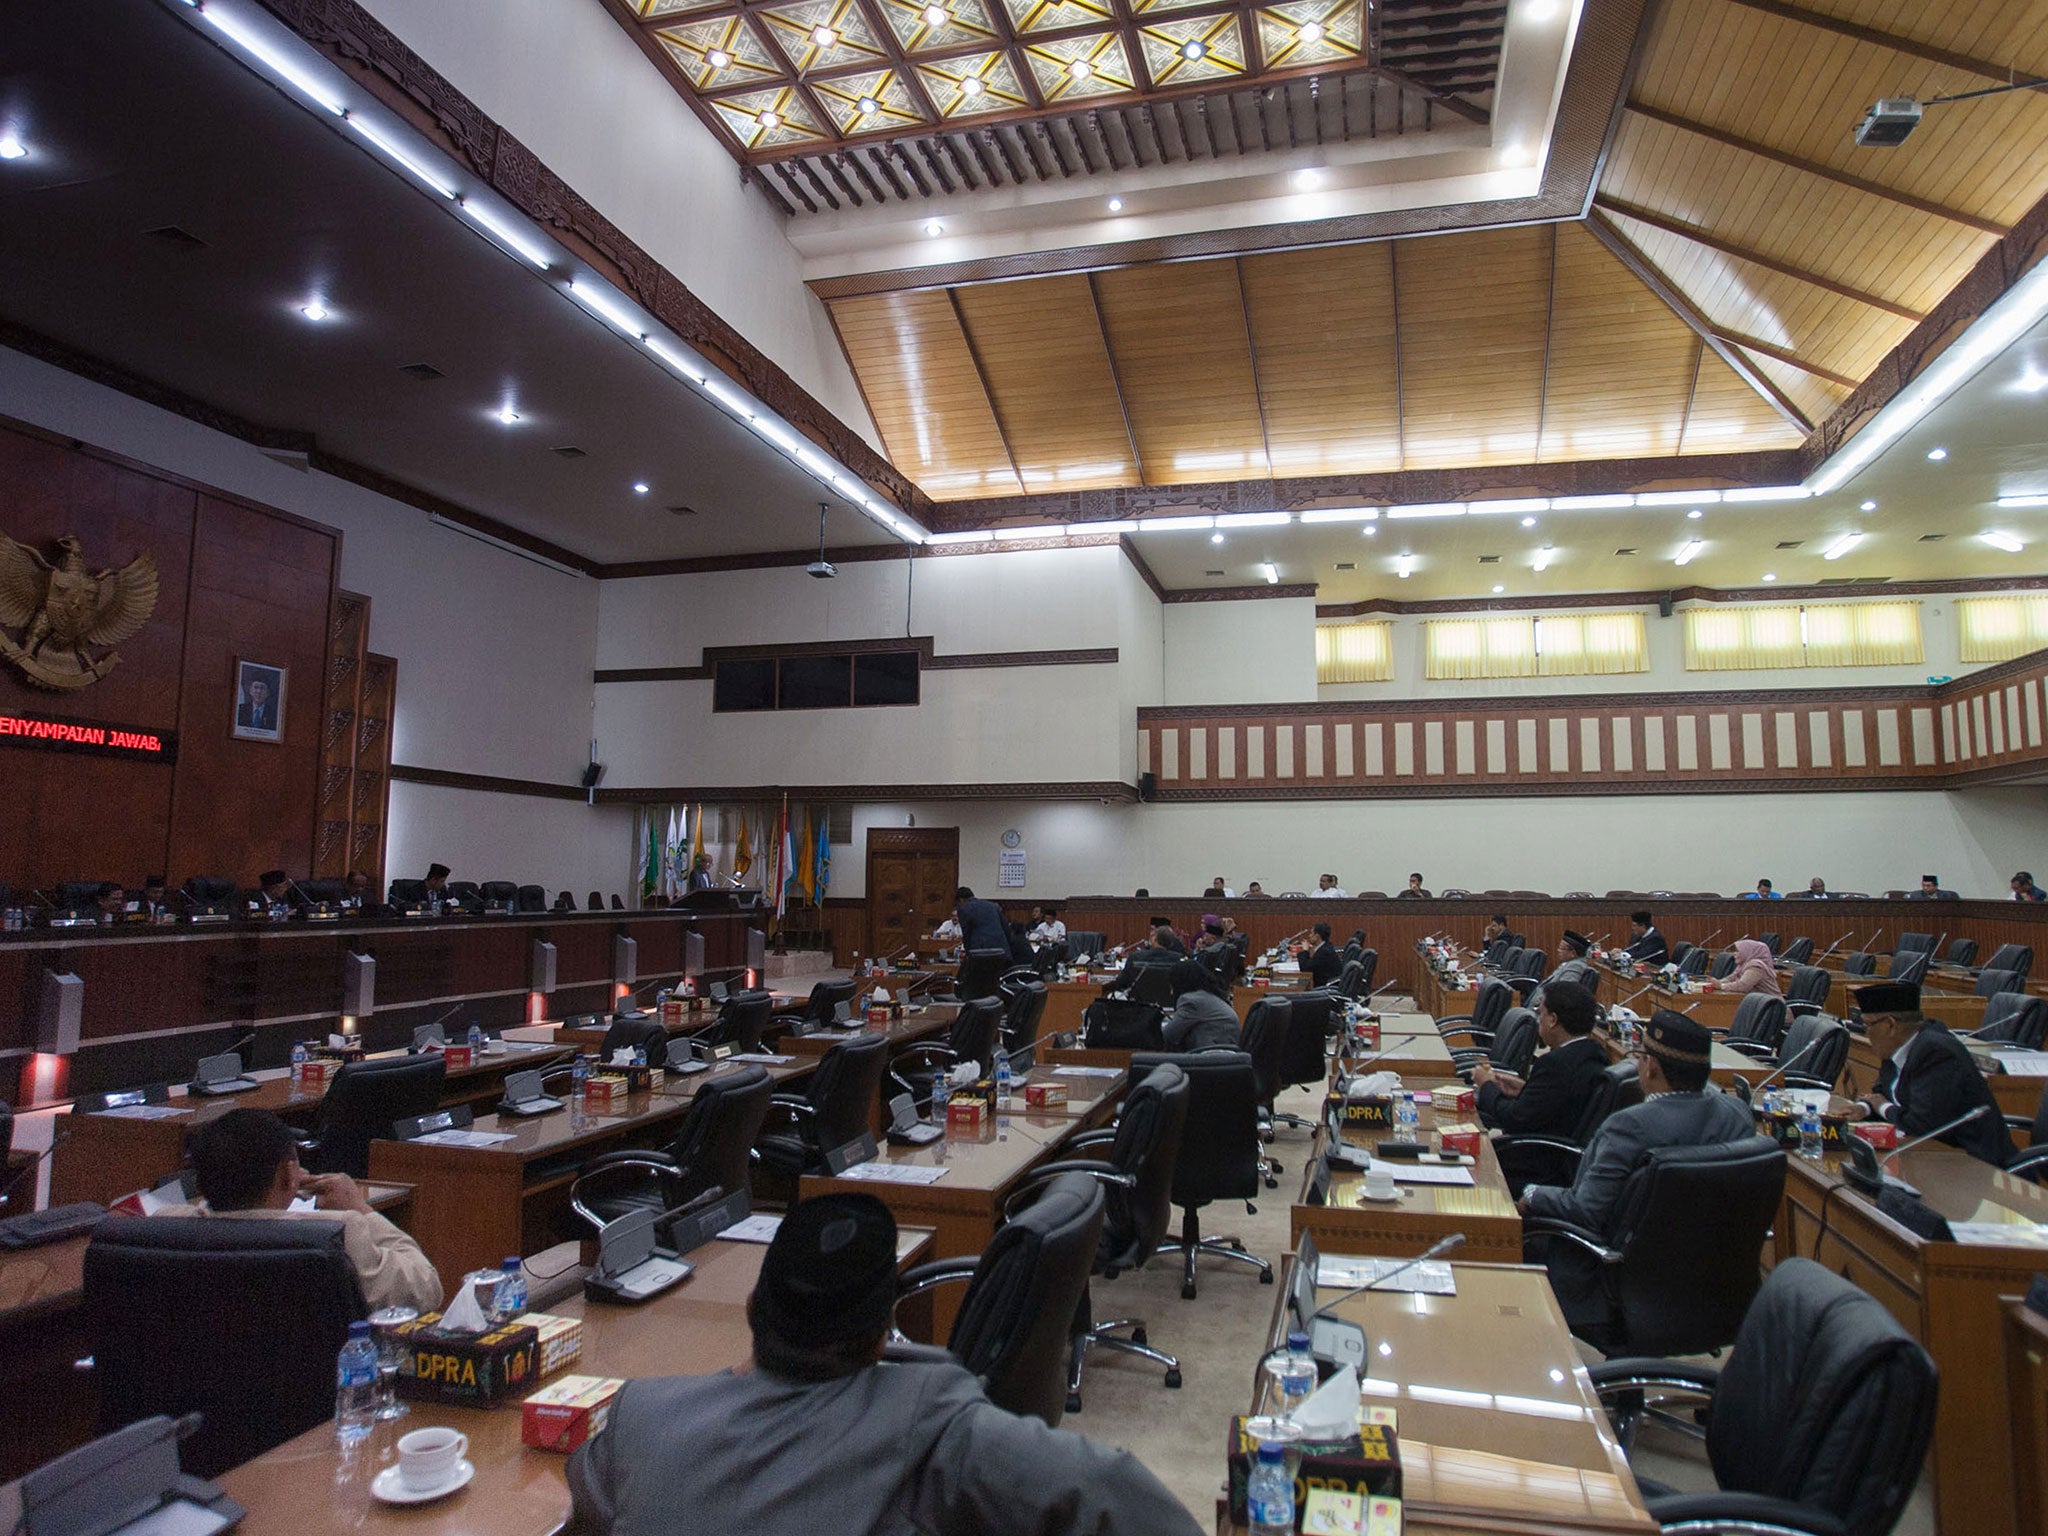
[372,1459,474,1505]
[1357,1188,1407,1204]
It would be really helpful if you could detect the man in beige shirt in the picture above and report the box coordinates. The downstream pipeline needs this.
[157,1107,442,1314]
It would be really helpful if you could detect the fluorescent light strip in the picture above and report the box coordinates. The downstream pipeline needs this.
[1721,485,1810,504]
[1998,494,2048,509]
[1673,539,1702,566]
[1135,515,1215,532]
[1216,511,1291,528]
[1004,525,1072,540]
[1549,493,1635,511]
[1635,489,1720,507]
[1298,507,1380,524]
[344,113,458,197]
[457,197,551,269]
[568,277,646,339]
[927,531,995,545]
[1469,497,1550,515]
[1533,546,1555,572]
[1259,562,1280,585]
[1809,258,2048,495]
[699,377,754,421]
[197,2,347,115]
[1386,503,1465,520]
[643,337,706,384]
[1981,531,2026,553]
[1090,520,1137,534]
[1822,532,1864,561]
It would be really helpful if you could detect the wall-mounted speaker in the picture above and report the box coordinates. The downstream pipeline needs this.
[36,970,83,1055]
[531,938,558,994]
[341,951,376,1017]
[1658,592,1675,619]
[580,761,606,789]
[1138,771,1157,803]
[613,933,638,987]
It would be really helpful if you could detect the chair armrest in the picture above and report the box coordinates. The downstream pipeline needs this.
[2006,1145,2048,1178]
[1722,1039,1776,1059]
[895,1258,980,1301]
[578,1150,681,1177]
[891,1043,959,1071]
[762,1095,818,1132]
[1001,1159,1134,1218]
[1780,1073,1834,1091]
[1587,1357,1722,1397]
[1786,1000,1825,1017]
[1520,1216,1621,1265]
[1641,1491,1848,1536]
[1491,1137,1584,1197]
[1435,1012,1476,1028]
[1065,1129,1119,1153]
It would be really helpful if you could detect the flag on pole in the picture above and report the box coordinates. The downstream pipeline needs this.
[691,802,706,883]
[795,805,815,905]
[661,808,680,901]
[640,811,659,904]
[774,796,793,923]
[734,808,753,878]
[813,813,830,902]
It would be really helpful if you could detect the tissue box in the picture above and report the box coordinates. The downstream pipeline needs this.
[1353,1021,1381,1050]
[1438,1127,1483,1159]
[513,1312,584,1377]
[395,1314,540,1407]
[441,1044,473,1069]
[521,1375,624,1452]
[1429,1085,1475,1115]
[946,1097,988,1131]
[1331,1095,1392,1130]
[1024,1081,1068,1109]
[582,1075,622,1111]
[1226,1418,1401,1526]
[296,1060,330,1090]
[1851,1122,1899,1150]
[866,1005,890,1026]
[1303,1492,1403,1536]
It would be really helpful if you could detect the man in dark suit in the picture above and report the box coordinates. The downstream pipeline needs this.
[1904,874,1944,900]
[1850,981,2014,1167]
[1304,922,1342,988]
[1107,927,1181,996]
[951,887,1008,952]
[1395,873,1430,899]
[236,673,278,732]
[1623,910,1668,966]
[1472,980,1606,1136]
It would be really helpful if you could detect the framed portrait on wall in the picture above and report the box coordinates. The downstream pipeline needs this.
[232,659,286,742]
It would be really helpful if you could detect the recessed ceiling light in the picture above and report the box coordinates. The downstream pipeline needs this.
[494,404,521,425]
[706,48,731,68]
[858,96,879,114]
[1685,508,1702,519]
[1210,531,1224,544]
[960,76,983,96]
[1520,516,1537,527]
[1822,532,1864,560]
[1926,446,1948,460]
[2018,369,2048,394]
[1762,573,1777,582]
[1860,499,1877,511]
[1298,20,1324,41]
[633,482,650,495]
[0,134,26,161]
[1394,553,1415,578]
[1982,530,2026,553]
[1292,167,1324,190]
[1260,562,1280,585]
[758,109,781,128]
[1107,197,1123,211]
[299,299,332,322]
[923,3,948,23]
[1363,525,1377,536]
[811,25,837,46]
[922,219,944,236]
[1492,584,1505,594]
[1180,39,1206,59]
[1068,57,1094,78]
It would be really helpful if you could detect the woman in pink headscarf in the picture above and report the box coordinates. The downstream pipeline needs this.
[1720,938,1782,996]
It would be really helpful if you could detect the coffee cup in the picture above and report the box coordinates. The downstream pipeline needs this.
[1364,1166,1398,1201]
[397,1426,469,1490]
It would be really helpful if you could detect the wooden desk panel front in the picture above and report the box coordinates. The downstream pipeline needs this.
[1290,1114,1521,1264]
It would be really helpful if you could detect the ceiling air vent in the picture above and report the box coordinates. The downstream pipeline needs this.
[550,446,588,459]
[144,225,207,249]
[398,362,446,382]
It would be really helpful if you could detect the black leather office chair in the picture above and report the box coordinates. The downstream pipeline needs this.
[1784,965,1831,1017]
[890,997,1003,1110]
[690,988,775,1055]
[1239,997,1293,1180]
[1885,947,1930,983]
[896,1171,1105,1426]
[1505,946,1551,1002]
[1897,930,1935,955]
[569,1065,775,1230]
[1009,1062,1190,1413]
[444,880,484,912]
[297,1054,446,1177]
[1064,930,1107,963]
[388,878,427,908]
[1331,959,1366,1000]
[182,876,237,915]
[1976,966,2024,998]
[294,878,344,910]
[587,890,604,911]
[1350,948,1379,997]
[513,883,546,912]
[600,1014,669,1069]
[1707,950,1735,979]
[2005,1082,2048,1181]
[553,890,575,911]
[1481,937,1515,968]
[1001,978,1049,1069]
[1669,942,1695,972]
[1758,931,1783,955]
[1523,1137,1787,1356]
[479,879,518,909]
[754,1032,891,1184]
[1438,977,1513,1046]
[1270,996,1331,1131]
[1780,936,1814,965]
[1676,946,1711,979]
[1493,1060,1644,1198]
[1589,1257,1935,1536]
[610,894,624,910]
[1717,993,1788,1058]
[1132,1050,1272,1298]
[1973,991,2048,1050]
[952,948,1011,1002]
[1986,943,2034,984]
[85,1217,367,1477]
[771,978,860,1037]
[1452,1006,1539,1082]
[1945,937,1979,967]
[1840,951,1877,976]
[1286,988,1341,1045]
[1758,1013,1850,1092]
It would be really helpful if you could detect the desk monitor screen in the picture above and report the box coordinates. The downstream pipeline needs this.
[504,1070,543,1102]
[598,1209,659,1278]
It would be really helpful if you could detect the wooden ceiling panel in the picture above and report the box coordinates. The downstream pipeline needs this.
[951,278,1139,494]
[1739,347,1852,430]
[828,291,1023,499]
[1537,224,1698,462]
[1090,262,1271,484]
[1395,225,1552,469]
[1679,346,1809,455]
[1238,244,1402,478]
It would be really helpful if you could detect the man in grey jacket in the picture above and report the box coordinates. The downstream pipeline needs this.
[1517,1009,1756,1331]
[567,1192,1201,1536]
[1162,958,1241,1052]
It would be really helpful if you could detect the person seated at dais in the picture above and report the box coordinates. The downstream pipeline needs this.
[1395,873,1430,899]
[1311,873,1350,899]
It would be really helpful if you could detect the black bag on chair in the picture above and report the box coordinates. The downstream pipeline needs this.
[1081,998,1165,1050]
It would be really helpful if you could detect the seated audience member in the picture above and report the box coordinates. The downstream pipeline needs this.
[1535,932,1597,1001]
[1518,1011,1752,1329]
[96,882,129,920]
[1801,876,1829,898]
[1719,938,1782,997]
[1005,920,1034,965]
[1622,910,1668,966]
[1482,914,1510,947]
[1304,922,1343,988]
[931,913,962,942]
[1472,980,1605,1137]
[1905,874,1943,900]
[1108,928,1182,993]
[1312,873,1350,899]
[1849,982,2013,1167]
[424,862,451,897]
[1164,959,1242,1052]
[342,870,372,908]
[2012,871,2046,903]
[1743,879,1782,900]
[138,875,170,919]
[1243,881,1265,897]
[160,1108,441,1314]
[1147,917,1187,954]
[951,887,1009,951]
[1395,873,1430,899]
[1027,905,1067,946]
[248,869,291,912]
[567,1194,1200,1536]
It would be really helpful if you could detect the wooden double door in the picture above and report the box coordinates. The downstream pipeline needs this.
[866,827,959,959]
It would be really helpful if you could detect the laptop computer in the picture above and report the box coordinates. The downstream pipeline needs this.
[586,1209,693,1303]
[189,1052,259,1096]
[497,1069,563,1117]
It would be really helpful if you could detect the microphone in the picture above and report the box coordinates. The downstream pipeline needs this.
[1310,1234,1467,1318]
[1742,1034,1826,1099]
[285,878,319,913]
[1865,928,1883,955]
[613,977,663,1018]
[1336,1043,1413,1081]
[1930,932,1947,967]
[410,1001,465,1049]
[1818,930,1854,959]
[1843,1105,1989,1196]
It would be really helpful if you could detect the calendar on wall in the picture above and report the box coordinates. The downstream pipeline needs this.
[998,849,1026,888]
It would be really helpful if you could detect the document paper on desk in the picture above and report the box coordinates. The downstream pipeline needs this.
[1368,1157,1475,1187]
[1315,1256,1458,1295]
[410,1128,518,1148]
[96,1105,185,1120]
[1985,1049,2048,1075]
[729,1053,795,1064]
[719,1214,785,1244]
[1052,1066,1122,1078]
[833,1162,950,1186]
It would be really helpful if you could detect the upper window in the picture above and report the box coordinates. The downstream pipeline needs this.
[1422,612,1648,680]
[1957,596,2048,664]
[712,647,922,711]
[1315,621,1394,683]
[1684,601,1922,672]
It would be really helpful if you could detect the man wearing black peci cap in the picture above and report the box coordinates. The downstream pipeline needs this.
[1848,981,2013,1168]
[567,1193,1199,1536]
[1518,1010,1754,1329]
[1472,979,1606,1138]
[1622,910,1669,967]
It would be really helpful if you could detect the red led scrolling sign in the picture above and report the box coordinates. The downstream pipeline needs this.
[0,708,177,762]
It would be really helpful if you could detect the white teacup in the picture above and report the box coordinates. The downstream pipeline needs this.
[397,1427,469,1490]
[1364,1167,1398,1201]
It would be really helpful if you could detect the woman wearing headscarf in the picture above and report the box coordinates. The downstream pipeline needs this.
[1719,938,1782,997]
[1162,957,1241,1051]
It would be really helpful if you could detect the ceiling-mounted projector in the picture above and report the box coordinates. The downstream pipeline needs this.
[1854,97,1922,146]
[806,558,838,578]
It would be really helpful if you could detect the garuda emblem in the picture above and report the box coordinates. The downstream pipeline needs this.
[0,532,159,691]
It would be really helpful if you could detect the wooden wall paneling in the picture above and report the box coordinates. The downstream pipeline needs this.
[1679,346,1808,452]
[315,591,367,880]
[353,652,395,887]
[950,277,1140,494]
[828,292,1025,500]
[1538,224,1699,461]
[1090,261,1271,485]
[1237,243,1403,477]
[1393,225,1552,468]
[1737,348,1852,434]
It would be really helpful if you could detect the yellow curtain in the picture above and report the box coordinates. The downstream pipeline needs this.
[1958,596,2048,663]
[1801,601,1922,668]
[1424,618,1538,680]
[1316,621,1394,683]
[1535,612,1649,676]
[1685,605,1805,671]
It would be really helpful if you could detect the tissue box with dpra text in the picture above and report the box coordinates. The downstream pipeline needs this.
[1226,1417,1400,1527]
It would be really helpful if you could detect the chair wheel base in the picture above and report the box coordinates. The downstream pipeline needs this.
[1164,1368,1182,1388]
[1065,1391,1082,1413]
[1131,1327,1147,1346]
[1264,1176,1278,1189]
[1259,1269,1274,1284]
[1181,1282,1197,1299]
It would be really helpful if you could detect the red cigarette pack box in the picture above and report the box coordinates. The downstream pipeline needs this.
[521,1375,624,1453]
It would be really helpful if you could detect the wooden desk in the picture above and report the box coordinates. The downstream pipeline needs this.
[1228,1258,1655,1534]
[1290,1113,1521,1264]
[1838,1031,2047,1124]
[214,1229,931,1533]
[46,1042,569,1209]
[366,1061,810,1285]
[1776,1141,2048,1534]
[2005,1297,2048,1536]
[778,1008,954,1058]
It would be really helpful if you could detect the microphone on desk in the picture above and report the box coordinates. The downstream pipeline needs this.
[1865,928,1884,955]
[409,1001,466,1050]
[1818,930,1855,959]
[1843,1105,1989,1197]
[1930,932,1947,967]
[1736,1034,1827,1103]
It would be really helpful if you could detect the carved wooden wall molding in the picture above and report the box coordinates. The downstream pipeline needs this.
[1162,584,1319,604]
[593,637,1118,682]
[598,779,1139,804]
[1315,575,2048,618]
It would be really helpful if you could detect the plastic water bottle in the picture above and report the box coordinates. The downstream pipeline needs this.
[993,1042,1013,1105]
[632,1044,647,1068]
[1247,1441,1294,1536]
[290,1040,308,1088]
[1396,1091,1420,1142]
[334,1321,378,1447]
[571,1053,589,1099]
[496,1256,528,1319]
[467,1022,484,1054]
[1280,1331,1316,1417]
[1799,1099,1824,1162]
[931,1075,951,1125]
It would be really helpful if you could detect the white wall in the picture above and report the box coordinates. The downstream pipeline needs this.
[0,344,618,883]
[388,782,635,899]
[356,0,875,450]
[1163,597,1318,705]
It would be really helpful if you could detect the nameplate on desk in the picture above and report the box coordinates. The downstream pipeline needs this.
[394,1106,473,1141]
[662,1187,751,1256]
[821,1133,879,1174]
[1306,1155,1332,1207]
